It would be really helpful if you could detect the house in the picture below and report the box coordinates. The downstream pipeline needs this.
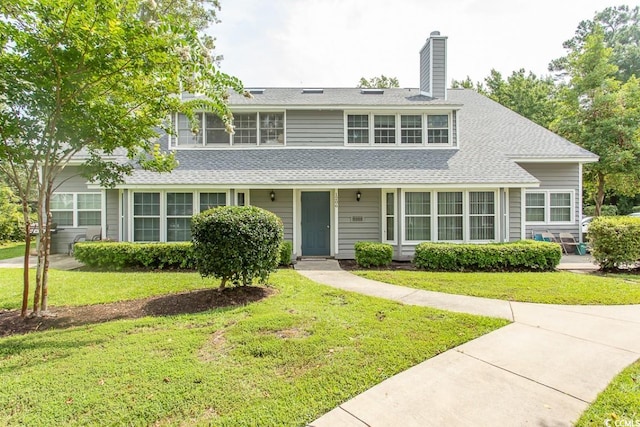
[50,31,598,259]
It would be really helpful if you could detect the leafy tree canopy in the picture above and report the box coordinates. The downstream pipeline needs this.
[357,75,400,88]
[550,5,640,82]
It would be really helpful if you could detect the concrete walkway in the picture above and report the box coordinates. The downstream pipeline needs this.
[0,254,83,270]
[296,259,640,427]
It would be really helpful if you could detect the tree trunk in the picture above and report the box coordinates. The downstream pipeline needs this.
[594,172,606,216]
[32,198,44,317]
[40,199,53,313]
[21,202,32,318]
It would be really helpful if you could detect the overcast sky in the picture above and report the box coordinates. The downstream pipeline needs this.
[212,0,627,88]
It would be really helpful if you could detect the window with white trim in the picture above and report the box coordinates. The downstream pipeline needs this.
[347,114,369,144]
[469,191,495,240]
[133,192,160,242]
[525,191,574,223]
[50,193,102,227]
[400,115,422,144]
[374,115,395,144]
[427,115,449,144]
[382,190,396,243]
[437,192,463,240]
[199,192,226,212]
[405,192,431,241]
[174,112,284,146]
[166,193,193,242]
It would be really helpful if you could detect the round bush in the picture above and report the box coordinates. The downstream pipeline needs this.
[589,216,640,270]
[191,206,284,288]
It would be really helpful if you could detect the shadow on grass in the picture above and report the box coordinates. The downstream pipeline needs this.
[1,286,274,338]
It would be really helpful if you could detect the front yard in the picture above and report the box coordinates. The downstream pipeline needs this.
[0,269,506,426]
[354,270,640,305]
[0,241,26,261]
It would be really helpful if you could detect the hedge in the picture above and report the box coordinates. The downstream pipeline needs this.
[354,241,393,268]
[413,241,561,272]
[279,241,293,266]
[73,241,196,270]
[583,205,618,216]
[588,216,640,270]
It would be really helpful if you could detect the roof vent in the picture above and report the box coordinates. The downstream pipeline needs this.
[302,88,324,94]
[430,30,441,37]
[248,88,265,94]
[360,88,384,95]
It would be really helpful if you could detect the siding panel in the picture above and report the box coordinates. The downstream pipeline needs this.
[519,163,581,240]
[250,189,293,242]
[509,188,522,241]
[337,189,380,259]
[286,110,344,146]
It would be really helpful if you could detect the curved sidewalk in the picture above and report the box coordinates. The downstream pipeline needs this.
[296,260,640,427]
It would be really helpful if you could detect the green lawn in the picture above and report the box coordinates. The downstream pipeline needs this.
[576,358,640,426]
[354,270,640,305]
[0,269,508,426]
[0,241,26,260]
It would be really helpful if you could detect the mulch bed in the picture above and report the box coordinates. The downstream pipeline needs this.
[0,286,274,338]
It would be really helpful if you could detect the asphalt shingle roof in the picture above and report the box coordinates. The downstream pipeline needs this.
[117,88,597,188]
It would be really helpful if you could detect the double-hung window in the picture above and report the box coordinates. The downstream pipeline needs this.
[177,113,203,146]
[133,193,160,242]
[400,115,422,144]
[469,191,495,240]
[405,192,431,241]
[166,193,193,242]
[260,113,285,145]
[205,113,230,145]
[525,191,574,223]
[200,193,226,212]
[374,115,395,144]
[427,115,449,144]
[437,192,463,240]
[347,114,369,144]
[51,193,102,227]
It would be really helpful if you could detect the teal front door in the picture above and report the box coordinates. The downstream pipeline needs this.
[301,191,331,256]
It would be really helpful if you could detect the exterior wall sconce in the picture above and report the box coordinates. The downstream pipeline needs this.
[270,190,276,202]
[356,190,362,202]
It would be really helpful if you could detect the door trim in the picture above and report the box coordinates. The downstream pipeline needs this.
[294,189,335,257]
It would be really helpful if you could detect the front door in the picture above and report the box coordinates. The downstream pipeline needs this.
[301,191,331,256]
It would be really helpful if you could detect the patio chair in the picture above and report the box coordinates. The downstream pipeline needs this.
[68,226,102,255]
[559,232,579,255]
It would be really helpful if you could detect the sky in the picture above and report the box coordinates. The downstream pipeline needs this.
[212,0,631,88]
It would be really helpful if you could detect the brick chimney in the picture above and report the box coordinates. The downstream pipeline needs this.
[419,31,448,99]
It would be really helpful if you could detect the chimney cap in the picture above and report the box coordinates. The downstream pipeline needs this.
[430,31,441,37]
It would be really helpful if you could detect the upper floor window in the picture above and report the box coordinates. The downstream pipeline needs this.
[51,193,102,228]
[173,112,284,147]
[427,115,449,144]
[346,112,452,146]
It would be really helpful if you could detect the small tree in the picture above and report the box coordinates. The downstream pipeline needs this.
[191,206,283,289]
[357,75,400,88]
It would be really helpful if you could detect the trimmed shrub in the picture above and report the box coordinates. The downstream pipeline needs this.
[413,241,561,272]
[279,241,293,266]
[354,241,393,268]
[583,205,618,216]
[633,206,640,213]
[191,206,283,288]
[588,216,640,270]
[73,241,195,270]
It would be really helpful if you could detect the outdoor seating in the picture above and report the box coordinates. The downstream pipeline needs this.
[558,232,579,254]
[68,226,102,255]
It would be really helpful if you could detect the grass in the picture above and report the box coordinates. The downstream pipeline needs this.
[353,270,640,305]
[0,269,508,426]
[0,268,222,309]
[0,241,26,261]
[576,359,640,426]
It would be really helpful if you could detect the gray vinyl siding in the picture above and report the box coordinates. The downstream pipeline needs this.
[286,110,344,146]
[519,162,581,239]
[452,110,457,147]
[250,189,293,242]
[509,188,522,241]
[337,189,380,259]
[50,166,98,254]
[419,41,431,95]
[431,38,447,99]
[106,190,119,241]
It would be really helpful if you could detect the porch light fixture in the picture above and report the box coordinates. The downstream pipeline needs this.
[356,190,362,202]
[270,190,276,202]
